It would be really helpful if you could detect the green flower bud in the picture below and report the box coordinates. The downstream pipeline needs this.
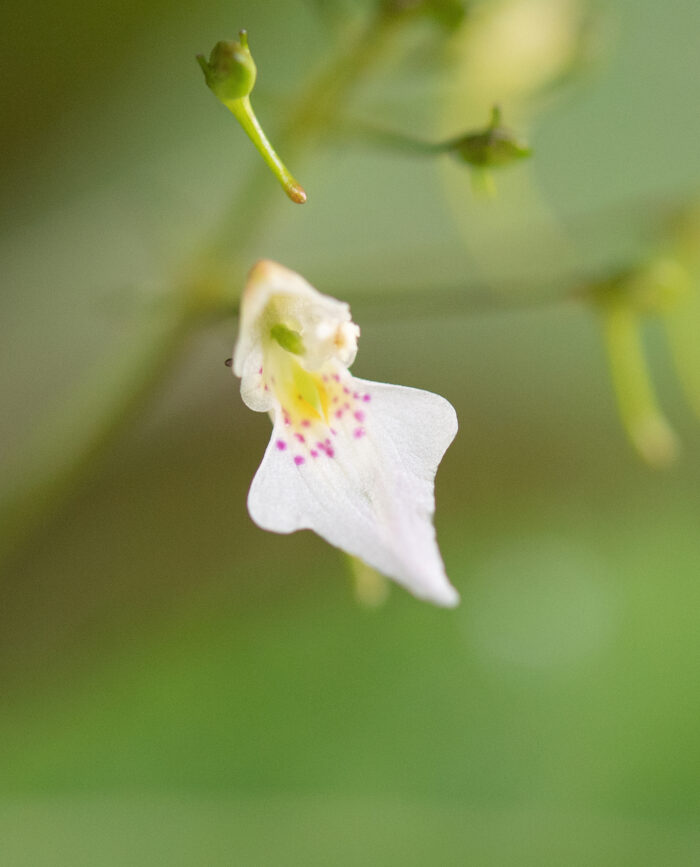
[197,30,256,103]
[451,106,531,168]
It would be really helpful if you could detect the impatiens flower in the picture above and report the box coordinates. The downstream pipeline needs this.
[232,260,460,607]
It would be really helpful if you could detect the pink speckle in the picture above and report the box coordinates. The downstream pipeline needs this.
[362,394,371,402]
[332,374,340,382]
[343,402,350,410]
[294,433,305,443]
[301,419,311,428]
[330,428,337,436]
[354,427,365,439]
[343,386,350,394]
[258,366,263,374]
[310,450,319,458]
[335,410,343,419]
[353,410,365,422]
[294,455,305,466]
[326,447,335,458]
[276,439,287,451]
[353,392,360,399]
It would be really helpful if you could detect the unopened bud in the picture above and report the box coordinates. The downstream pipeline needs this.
[197,31,256,103]
[451,106,531,168]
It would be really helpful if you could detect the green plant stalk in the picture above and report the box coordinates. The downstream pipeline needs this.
[0,302,192,566]
[226,96,307,203]
[602,305,679,468]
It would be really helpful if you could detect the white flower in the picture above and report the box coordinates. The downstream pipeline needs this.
[233,260,460,607]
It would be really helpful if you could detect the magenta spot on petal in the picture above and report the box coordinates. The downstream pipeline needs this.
[301,419,310,428]
[344,402,350,410]
[343,386,350,394]
[310,450,319,458]
[276,439,287,451]
[332,397,339,404]
[264,385,269,392]
[354,427,365,439]
[294,455,305,466]
[330,428,337,436]
[354,410,365,422]
[332,374,340,382]
[326,448,335,458]
[353,392,360,399]
[363,394,371,402]
[294,433,305,443]
[335,410,343,419]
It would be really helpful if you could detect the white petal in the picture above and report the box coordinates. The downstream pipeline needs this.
[247,376,459,607]
[233,260,356,412]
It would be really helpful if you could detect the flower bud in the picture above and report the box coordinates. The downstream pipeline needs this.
[451,106,531,168]
[197,31,257,103]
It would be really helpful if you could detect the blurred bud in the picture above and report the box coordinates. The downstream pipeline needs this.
[197,31,257,103]
[347,555,390,608]
[382,0,468,29]
[448,0,594,112]
[451,106,531,168]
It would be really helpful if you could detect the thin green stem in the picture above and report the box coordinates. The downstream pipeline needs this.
[227,96,307,203]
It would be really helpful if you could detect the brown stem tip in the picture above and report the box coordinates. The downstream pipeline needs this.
[287,184,307,204]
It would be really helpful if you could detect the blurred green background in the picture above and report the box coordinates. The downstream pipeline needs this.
[2,0,700,864]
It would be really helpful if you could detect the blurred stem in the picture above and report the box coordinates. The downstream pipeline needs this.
[0,9,400,569]
[666,298,700,421]
[0,301,193,566]
[602,305,679,468]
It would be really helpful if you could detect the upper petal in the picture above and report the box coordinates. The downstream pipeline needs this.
[247,374,459,607]
[233,260,358,413]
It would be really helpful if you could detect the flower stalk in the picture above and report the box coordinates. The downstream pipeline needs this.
[601,304,679,468]
[197,31,307,204]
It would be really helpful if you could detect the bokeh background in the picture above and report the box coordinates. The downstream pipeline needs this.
[2,0,700,863]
